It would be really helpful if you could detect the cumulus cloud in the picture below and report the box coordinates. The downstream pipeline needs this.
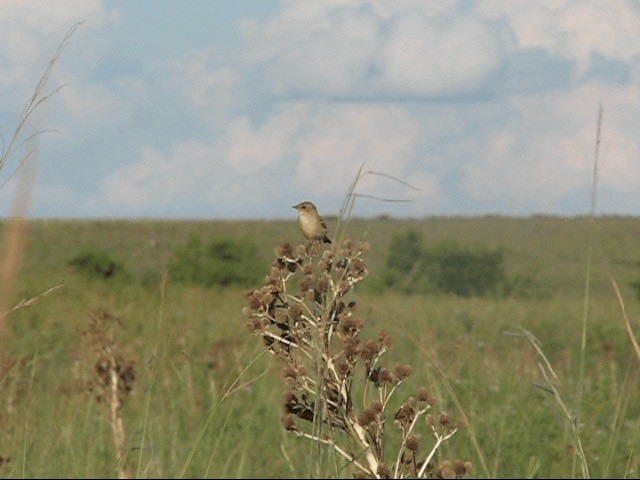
[477,0,640,71]
[373,13,507,95]
[461,79,640,213]
[0,0,139,143]
[98,101,443,217]
[225,104,309,174]
[92,0,640,218]
[242,1,508,98]
[289,104,420,194]
[102,142,215,210]
[169,50,244,123]
[0,0,119,92]
[222,102,442,206]
[4,0,640,218]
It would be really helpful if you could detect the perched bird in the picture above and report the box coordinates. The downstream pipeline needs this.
[292,201,331,244]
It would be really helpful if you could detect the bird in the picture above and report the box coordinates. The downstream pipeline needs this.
[292,201,331,244]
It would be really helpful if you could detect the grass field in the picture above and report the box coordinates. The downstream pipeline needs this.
[0,215,639,478]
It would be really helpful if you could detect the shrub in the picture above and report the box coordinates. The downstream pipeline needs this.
[383,230,432,294]
[426,240,506,297]
[169,233,261,287]
[385,231,507,297]
[69,249,128,281]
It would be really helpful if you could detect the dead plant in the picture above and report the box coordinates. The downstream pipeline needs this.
[244,239,470,478]
[77,310,135,479]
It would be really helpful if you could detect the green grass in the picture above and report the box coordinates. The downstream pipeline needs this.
[0,216,639,477]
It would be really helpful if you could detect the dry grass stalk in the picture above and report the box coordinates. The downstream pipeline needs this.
[78,310,135,479]
[0,22,80,337]
[611,277,640,362]
[0,22,81,186]
[0,212,28,338]
[510,327,590,479]
[244,239,468,478]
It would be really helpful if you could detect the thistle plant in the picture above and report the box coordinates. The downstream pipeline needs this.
[244,239,470,478]
[77,310,135,479]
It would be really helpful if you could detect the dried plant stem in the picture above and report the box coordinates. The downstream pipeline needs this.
[610,277,640,362]
[80,311,135,479]
[513,327,590,478]
[1,283,64,319]
[0,22,79,339]
[333,163,418,245]
[245,240,467,478]
[293,429,371,473]
[575,103,602,460]
[106,347,128,479]
[0,172,31,340]
[0,22,81,186]
[417,427,459,478]
[392,404,429,478]
[136,268,167,478]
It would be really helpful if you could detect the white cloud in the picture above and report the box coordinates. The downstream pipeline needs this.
[222,101,422,187]
[97,101,443,217]
[225,104,309,174]
[224,102,437,202]
[262,8,381,95]
[102,142,215,209]
[7,0,640,219]
[373,13,507,95]
[170,50,243,121]
[0,0,119,91]
[461,79,640,211]
[242,1,508,97]
[291,104,421,196]
[477,0,640,71]
[60,81,129,126]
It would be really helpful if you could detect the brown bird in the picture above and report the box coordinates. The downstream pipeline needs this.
[292,201,331,244]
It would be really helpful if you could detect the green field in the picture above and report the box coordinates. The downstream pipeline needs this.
[0,215,639,478]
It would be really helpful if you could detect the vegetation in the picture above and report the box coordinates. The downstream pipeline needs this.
[1,24,638,479]
[69,248,129,281]
[0,216,637,478]
[169,233,261,288]
[245,239,468,478]
[385,230,508,297]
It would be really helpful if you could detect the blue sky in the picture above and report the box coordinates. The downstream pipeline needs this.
[1,0,639,219]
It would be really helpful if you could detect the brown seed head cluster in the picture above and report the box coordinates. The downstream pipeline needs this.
[243,237,469,478]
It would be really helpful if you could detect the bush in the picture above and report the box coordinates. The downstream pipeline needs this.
[426,240,506,297]
[385,230,507,297]
[69,249,128,281]
[383,230,432,294]
[169,233,261,287]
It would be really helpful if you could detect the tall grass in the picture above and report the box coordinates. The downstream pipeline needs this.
[502,105,634,480]
[573,103,603,478]
[0,22,80,335]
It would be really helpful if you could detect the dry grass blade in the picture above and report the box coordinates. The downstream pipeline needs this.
[0,22,80,339]
[334,163,419,245]
[509,327,590,479]
[611,277,640,362]
[0,168,33,340]
[1,283,65,319]
[0,22,82,188]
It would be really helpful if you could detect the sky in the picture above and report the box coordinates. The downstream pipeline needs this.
[0,0,639,219]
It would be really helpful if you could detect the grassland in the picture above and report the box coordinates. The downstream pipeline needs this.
[0,215,639,478]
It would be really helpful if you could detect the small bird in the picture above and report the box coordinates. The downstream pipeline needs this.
[292,201,331,244]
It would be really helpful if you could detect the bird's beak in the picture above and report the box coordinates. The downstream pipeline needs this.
[292,204,298,209]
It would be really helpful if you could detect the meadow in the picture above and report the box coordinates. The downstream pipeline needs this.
[0,214,639,478]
